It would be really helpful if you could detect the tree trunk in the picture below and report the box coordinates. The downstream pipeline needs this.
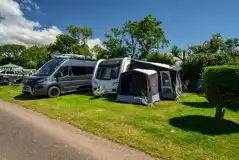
[215,106,225,120]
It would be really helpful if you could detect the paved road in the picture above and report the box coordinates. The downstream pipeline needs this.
[0,100,154,160]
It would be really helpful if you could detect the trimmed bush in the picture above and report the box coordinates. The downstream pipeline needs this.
[202,65,239,120]
[182,52,239,92]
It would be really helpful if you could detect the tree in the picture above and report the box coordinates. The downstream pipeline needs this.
[182,52,239,92]
[48,25,94,55]
[66,25,93,45]
[202,66,239,120]
[171,45,188,63]
[19,46,50,69]
[134,15,169,59]
[71,44,92,56]
[147,52,177,65]
[92,45,108,59]
[103,28,128,58]
[123,21,139,58]
[50,34,79,53]
[0,44,26,64]
[222,38,239,52]
[103,15,168,59]
[188,33,239,54]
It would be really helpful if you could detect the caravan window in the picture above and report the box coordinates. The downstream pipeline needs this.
[96,60,121,80]
[97,68,111,80]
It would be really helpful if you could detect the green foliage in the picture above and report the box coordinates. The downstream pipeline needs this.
[103,15,168,59]
[147,52,177,65]
[50,34,79,53]
[0,44,26,64]
[134,15,169,59]
[71,44,91,56]
[171,45,188,62]
[103,28,128,58]
[66,25,93,45]
[202,66,239,112]
[19,46,51,69]
[48,25,93,55]
[182,52,239,91]
[188,33,239,54]
[92,45,108,59]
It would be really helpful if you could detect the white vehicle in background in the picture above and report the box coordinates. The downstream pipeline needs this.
[92,57,131,95]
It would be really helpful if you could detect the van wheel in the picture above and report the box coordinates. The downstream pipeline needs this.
[48,86,61,98]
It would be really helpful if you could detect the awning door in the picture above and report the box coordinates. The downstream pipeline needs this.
[160,71,174,99]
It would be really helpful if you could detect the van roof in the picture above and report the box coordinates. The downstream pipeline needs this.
[63,59,96,67]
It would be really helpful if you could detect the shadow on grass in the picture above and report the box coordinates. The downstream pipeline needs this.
[14,94,46,101]
[90,94,117,102]
[182,102,214,108]
[169,115,239,135]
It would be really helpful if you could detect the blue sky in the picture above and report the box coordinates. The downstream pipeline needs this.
[1,0,239,50]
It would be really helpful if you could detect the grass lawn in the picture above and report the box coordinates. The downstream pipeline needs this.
[0,86,239,160]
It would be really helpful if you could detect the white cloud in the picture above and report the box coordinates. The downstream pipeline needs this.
[20,0,40,11]
[0,0,102,49]
[87,38,103,49]
[0,0,62,46]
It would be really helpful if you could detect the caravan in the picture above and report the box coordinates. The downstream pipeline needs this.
[92,57,131,94]
[92,57,183,100]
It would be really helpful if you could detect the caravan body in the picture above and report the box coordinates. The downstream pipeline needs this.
[92,57,131,94]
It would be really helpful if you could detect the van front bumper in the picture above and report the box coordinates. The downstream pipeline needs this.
[23,84,48,96]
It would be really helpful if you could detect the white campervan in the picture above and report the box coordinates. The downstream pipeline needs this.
[92,57,131,95]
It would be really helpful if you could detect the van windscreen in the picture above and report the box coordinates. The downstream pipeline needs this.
[35,59,65,76]
[96,60,122,80]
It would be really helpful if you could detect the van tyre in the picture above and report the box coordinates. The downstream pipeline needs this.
[48,86,61,98]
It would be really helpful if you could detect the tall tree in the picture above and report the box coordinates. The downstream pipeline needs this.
[123,21,139,58]
[134,15,169,59]
[66,25,93,45]
[103,15,168,59]
[48,25,93,55]
[92,45,108,59]
[103,28,127,58]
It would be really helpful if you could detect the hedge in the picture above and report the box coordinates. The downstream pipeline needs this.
[202,65,239,115]
[182,52,239,92]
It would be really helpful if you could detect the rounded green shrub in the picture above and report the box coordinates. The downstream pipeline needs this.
[202,66,239,119]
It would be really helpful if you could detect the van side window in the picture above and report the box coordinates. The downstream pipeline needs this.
[61,66,69,77]
[72,66,86,75]
[85,67,94,74]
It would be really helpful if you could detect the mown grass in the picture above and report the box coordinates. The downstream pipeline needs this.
[0,86,239,160]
